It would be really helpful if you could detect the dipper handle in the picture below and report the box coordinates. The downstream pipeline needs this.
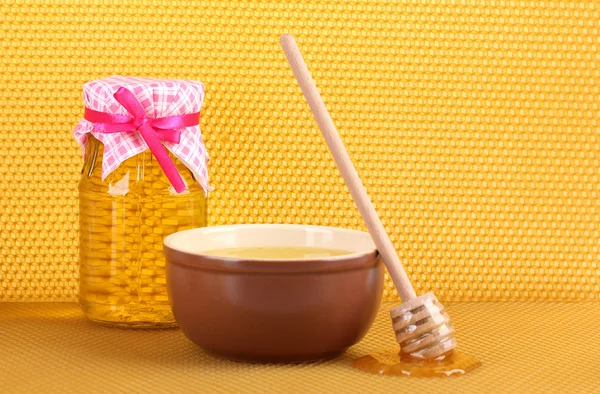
[280,34,417,301]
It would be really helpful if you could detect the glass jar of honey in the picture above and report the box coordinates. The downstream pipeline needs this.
[72,76,210,327]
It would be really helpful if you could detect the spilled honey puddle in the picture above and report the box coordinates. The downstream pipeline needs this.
[353,349,481,377]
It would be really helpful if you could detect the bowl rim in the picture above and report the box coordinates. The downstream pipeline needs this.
[163,223,380,273]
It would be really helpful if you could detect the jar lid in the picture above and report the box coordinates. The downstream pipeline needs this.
[72,75,210,193]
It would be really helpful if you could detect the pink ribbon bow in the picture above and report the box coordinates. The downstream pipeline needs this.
[84,87,200,193]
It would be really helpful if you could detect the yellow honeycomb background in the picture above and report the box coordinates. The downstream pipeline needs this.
[0,1,598,303]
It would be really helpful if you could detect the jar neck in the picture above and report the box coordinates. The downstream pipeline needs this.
[80,135,202,193]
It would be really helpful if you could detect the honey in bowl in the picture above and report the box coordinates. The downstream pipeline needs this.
[202,246,353,259]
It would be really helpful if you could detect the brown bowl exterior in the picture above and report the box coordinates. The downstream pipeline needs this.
[165,240,383,363]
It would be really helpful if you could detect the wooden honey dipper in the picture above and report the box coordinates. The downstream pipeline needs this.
[280,34,457,360]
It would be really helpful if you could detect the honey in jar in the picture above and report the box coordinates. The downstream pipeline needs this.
[72,76,210,327]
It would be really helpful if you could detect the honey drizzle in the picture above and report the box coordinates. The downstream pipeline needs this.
[353,349,481,377]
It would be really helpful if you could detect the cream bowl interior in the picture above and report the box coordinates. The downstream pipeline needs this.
[164,224,377,260]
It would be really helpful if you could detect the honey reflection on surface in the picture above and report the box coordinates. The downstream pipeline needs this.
[353,349,481,377]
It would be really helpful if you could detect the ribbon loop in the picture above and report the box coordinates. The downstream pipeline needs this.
[83,86,200,194]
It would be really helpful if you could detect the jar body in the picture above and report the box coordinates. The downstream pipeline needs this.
[78,136,207,327]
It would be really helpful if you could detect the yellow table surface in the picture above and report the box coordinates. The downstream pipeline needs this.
[1,302,599,393]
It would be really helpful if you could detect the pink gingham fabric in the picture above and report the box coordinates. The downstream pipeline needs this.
[72,75,210,192]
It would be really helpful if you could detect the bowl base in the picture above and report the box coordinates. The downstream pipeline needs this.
[202,347,348,364]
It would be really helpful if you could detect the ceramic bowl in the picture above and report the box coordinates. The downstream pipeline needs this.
[163,224,384,363]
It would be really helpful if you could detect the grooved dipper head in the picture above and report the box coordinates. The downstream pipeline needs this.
[390,292,457,359]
